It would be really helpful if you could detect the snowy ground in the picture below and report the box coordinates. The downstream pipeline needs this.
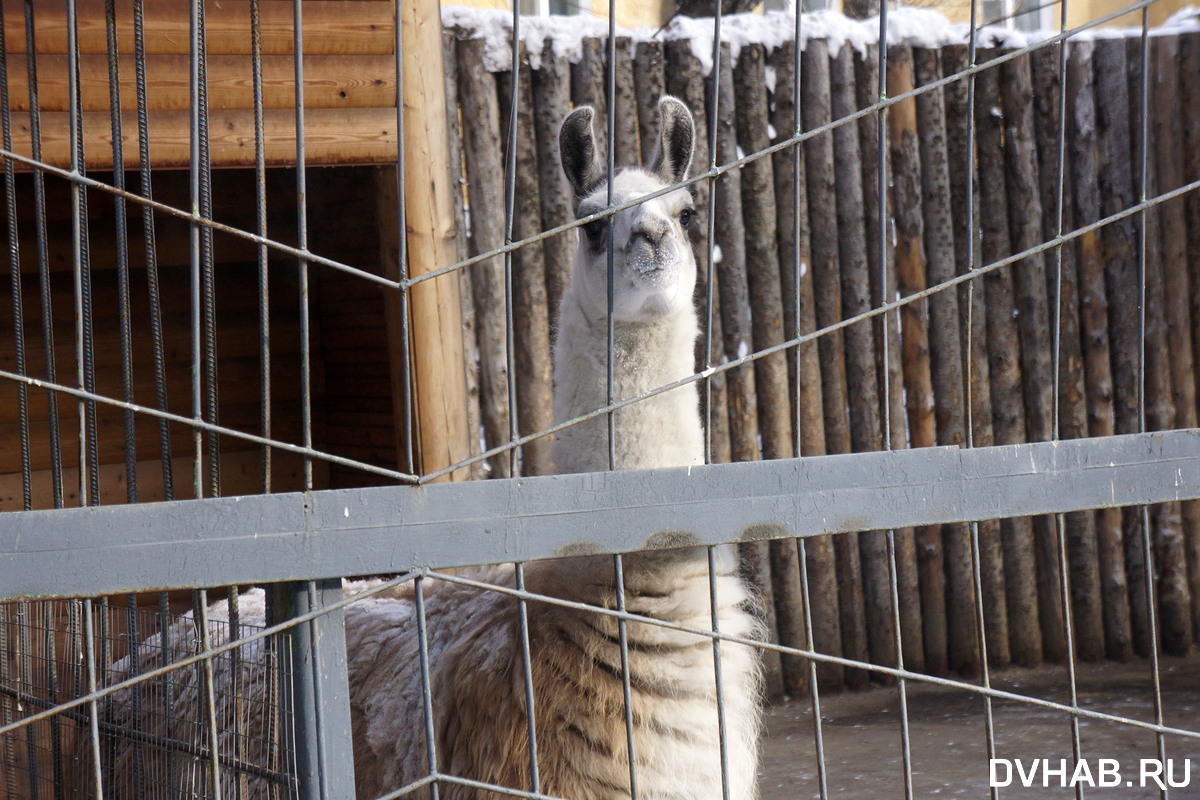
[758,655,1200,798]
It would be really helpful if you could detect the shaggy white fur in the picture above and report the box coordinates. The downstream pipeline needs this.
[86,97,761,800]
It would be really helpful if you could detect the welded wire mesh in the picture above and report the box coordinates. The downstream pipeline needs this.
[0,0,1199,799]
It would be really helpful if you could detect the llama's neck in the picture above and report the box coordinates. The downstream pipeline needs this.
[550,283,703,475]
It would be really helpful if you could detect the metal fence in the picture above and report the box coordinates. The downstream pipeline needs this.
[2,0,1200,798]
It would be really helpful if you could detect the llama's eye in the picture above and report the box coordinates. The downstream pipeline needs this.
[582,220,604,243]
[679,208,694,228]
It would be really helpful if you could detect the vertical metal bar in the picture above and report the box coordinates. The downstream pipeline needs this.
[0,604,17,800]
[874,9,914,800]
[198,0,220,499]
[23,0,64,511]
[612,555,639,799]
[413,575,441,800]
[706,548,731,800]
[963,6,999,798]
[513,564,541,794]
[133,0,173,501]
[503,6,521,479]
[42,605,64,800]
[704,0,724,470]
[294,0,313,491]
[83,600,106,800]
[392,0,413,477]
[1048,5,1084,797]
[605,0,617,473]
[293,581,355,800]
[788,10,828,800]
[1134,13,1167,798]
[194,590,224,800]
[794,539,827,800]
[0,0,32,514]
[252,0,271,493]
[230,588,249,800]
[189,0,205,498]
[67,0,99,509]
[104,0,137,504]
[17,601,38,800]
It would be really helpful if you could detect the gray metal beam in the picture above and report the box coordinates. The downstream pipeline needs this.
[2,429,1199,602]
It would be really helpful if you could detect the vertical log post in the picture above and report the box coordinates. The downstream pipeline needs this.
[633,41,665,167]
[443,34,485,481]
[1000,50,1066,662]
[830,43,897,677]
[856,44,924,672]
[1066,41,1133,660]
[1029,43,1105,661]
[572,38,609,164]
[808,39,869,688]
[498,48,555,476]
[1179,31,1200,646]
[1129,38,1193,655]
[390,0,470,480]
[912,47,979,676]
[942,44,1010,668]
[887,45,947,675]
[1093,39,1150,656]
[975,50,1043,666]
[772,40,844,692]
[457,37,512,479]
[711,42,780,699]
[666,39,732,465]
[531,41,576,335]
[735,42,805,698]
[610,38,640,167]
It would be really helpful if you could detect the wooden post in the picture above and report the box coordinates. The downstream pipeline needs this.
[830,43,896,678]
[571,38,608,164]
[1029,43,1105,662]
[1130,37,1193,655]
[530,41,575,337]
[887,46,947,675]
[497,48,555,477]
[806,40,869,688]
[734,43,803,699]
[1179,31,1200,646]
[855,44,924,673]
[443,34,485,482]
[1066,41,1133,660]
[633,41,665,167]
[610,38,640,167]
[771,40,844,692]
[665,39,732,465]
[380,0,469,482]
[457,37,512,479]
[975,50,1043,667]
[1000,50,1066,663]
[942,43,1010,668]
[912,47,979,676]
[1093,39,1149,656]
[711,43,781,699]
[712,43,761,466]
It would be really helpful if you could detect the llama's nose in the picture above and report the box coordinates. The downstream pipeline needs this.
[632,217,670,247]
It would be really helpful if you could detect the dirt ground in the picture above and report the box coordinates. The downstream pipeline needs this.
[758,655,1200,799]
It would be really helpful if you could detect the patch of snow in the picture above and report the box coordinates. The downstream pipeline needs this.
[443,5,1200,76]
[713,244,723,264]
[767,122,777,139]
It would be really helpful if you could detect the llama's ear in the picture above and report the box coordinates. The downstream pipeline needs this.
[560,106,602,199]
[650,96,694,186]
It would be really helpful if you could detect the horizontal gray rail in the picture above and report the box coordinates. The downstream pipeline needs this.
[2,429,1198,601]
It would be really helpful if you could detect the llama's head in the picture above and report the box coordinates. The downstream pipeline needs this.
[558,96,697,324]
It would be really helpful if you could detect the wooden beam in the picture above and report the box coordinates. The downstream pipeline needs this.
[1,0,394,56]
[5,54,396,112]
[4,107,397,169]
[381,0,470,482]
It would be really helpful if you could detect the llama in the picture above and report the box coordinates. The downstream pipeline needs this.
[82,96,762,800]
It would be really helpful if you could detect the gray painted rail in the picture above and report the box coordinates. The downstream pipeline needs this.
[2,429,1199,602]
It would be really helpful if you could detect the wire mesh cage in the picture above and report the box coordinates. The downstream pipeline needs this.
[1,597,297,800]
[1,0,1200,798]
